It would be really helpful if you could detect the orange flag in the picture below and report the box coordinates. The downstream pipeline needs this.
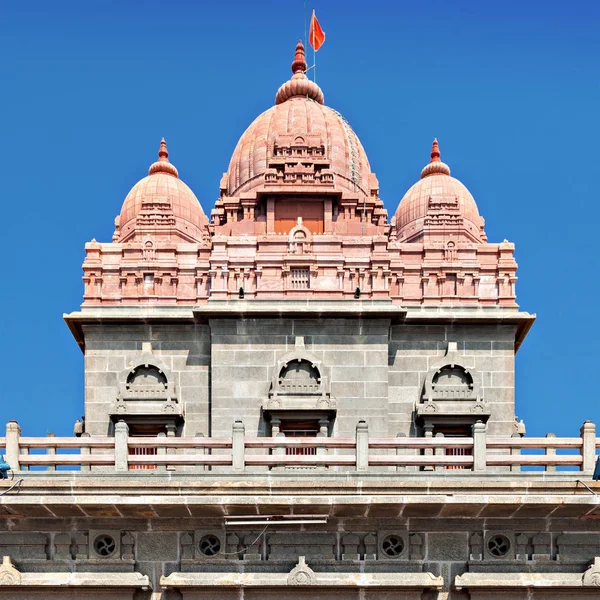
[309,11,325,51]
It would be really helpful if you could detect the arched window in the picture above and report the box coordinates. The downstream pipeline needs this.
[125,365,168,396]
[431,366,473,399]
[278,360,321,394]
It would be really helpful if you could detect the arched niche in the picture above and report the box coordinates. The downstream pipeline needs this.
[288,222,312,255]
[263,350,336,411]
[424,365,478,402]
[111,353,181,420]
[417,343,488,422]
[118,354,176,401]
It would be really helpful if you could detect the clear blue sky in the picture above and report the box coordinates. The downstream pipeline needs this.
[1,0,598,437]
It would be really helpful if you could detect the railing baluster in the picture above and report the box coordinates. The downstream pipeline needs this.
[5,421,21,473]
[472,421,486,472]
[355,421,368,472]
[114,420,129,472]
[232,421,245,472]
[395,433,406,473]
[47,432,56,473]
[545,433,556,473]
[580,421,596,475]
[80,433,91,473]
[434,432,445,472]
[510,432,521,473]
[157,432,167,473]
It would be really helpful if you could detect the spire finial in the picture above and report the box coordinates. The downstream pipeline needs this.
[291,39,307,74]
[420,138,451,179]
[430,138,440,163]
[275,39,324,105]
[158,137,168,160]
[148,137,179,178]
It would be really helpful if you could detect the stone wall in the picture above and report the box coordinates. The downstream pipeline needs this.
[83,323,211,436]
[82,318,517,439]
[1,517,599,599]
[389,323,517,437]
[210,317,390,437]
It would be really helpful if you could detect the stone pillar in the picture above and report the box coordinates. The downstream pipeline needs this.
[46,432,56,473]
[434,432,445,472]
[580,421,596,475]
[5,421,21,472]
[510,432,521,473]
[356,420,369,472]
[395,433,406,472]
[232,420,245,472]
[545,432,556,473]
[472,420,487,472]
[195,433,208,472]
[114,420,129,473]
[156,432,167,473]
[316,418,329,471]
[423,423,434,472]
[80,432,91,474]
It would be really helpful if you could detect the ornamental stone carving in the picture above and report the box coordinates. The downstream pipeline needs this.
[110,350,182,419]
[0,556,22,585]
[417,341,489,421]
[263,349,336,412]
[287,556,316,585]
[118,353,176,402]
[582,557,600,586]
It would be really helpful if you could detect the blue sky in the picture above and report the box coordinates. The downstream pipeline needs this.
[1,0,598,437]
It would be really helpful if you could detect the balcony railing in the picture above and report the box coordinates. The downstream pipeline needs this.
[0,420,597,475]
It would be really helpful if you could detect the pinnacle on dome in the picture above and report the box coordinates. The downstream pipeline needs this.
[291,39,307,74]
[275,39,324,105]
[420,138,451,179]
[148,137,179,178]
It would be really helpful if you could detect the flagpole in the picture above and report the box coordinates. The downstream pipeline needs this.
[304,0,307,50]
[312,9,316,84]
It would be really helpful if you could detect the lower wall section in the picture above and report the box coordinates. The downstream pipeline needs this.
[162,565,442,599]
[2,516,600,600]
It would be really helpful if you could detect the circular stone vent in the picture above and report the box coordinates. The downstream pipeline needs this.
[93,534,116,558]
[381,534,405,558]
[487,534,511,557]
[199,534,221,557]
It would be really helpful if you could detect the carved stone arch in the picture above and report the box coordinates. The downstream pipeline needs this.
[264,349,336,411]
[423,363,481,402]
[117,353,177,402]
[417,342,488,422]
[142,236,155,260]
[273,349,325,395]
[288,223,312,254]
[422,342,481,403]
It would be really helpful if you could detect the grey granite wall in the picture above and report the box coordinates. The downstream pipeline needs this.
[209,317,391,437]
[82,319,517,440]
[83,323,211,437]
[1,517,598,599]
[389,323,517,437]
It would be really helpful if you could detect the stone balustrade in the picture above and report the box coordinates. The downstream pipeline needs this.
[1,419,597,475]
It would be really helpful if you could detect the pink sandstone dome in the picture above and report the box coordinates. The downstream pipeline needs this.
[225,41,373,198]
[117,139,207,242]
[394,140,486,243]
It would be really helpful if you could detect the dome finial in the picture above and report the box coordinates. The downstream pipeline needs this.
[275,39,324,105]
[420,138,451,179]
[158,137,168,160]
[430,138,440,163]
[291,39,307,74]
[148,137,179,178]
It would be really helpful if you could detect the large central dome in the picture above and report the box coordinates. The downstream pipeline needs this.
[225,41,372,198]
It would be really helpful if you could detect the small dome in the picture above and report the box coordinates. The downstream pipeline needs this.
[394,140,486,243]
[225,41,372,198]
[117,139,207,243]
